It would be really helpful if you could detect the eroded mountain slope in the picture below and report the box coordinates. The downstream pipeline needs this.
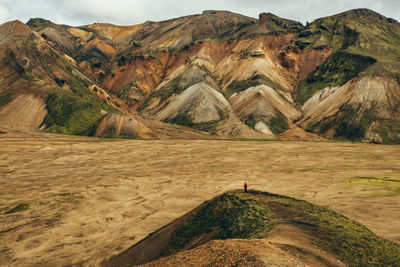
[300,76,400,143]
[295,9,400,143]
[1,8,400,142]
[0,20,156,139]
[25,11,332,138]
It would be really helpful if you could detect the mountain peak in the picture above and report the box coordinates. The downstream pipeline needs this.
[347,8,382,16]
[202,10,232,16]
[345,8,399,24]
[341,8,391,21]
[258,12,303,30]
[316,8,399,25]
[27,18,55,31]
[200,10,255,21]
[0,20,31,40]
[1,20,29,31]
[258,12,277,21]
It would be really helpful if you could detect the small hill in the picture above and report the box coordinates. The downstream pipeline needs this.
[94,113,159,139]
[153,82,267,137]
[154,82,229,128]
[102,191,400,267]
[231,84,301,134]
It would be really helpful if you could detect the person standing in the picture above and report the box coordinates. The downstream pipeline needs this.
[244,181,248,193]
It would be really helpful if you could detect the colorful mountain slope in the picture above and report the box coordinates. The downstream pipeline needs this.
[1,8,400,142]
[0,20,155,139]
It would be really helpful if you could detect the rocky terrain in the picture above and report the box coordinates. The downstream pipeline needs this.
[0,8,400,142]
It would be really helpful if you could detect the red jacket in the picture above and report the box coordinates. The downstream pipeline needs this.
[244,182,247,188]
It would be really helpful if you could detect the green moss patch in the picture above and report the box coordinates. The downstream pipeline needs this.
[384,65,400,86]
[333,104,374,140]
[296,52,376,104]
[0,91,13,107]
[155,76,185,103]
[117,78,144,105]
[27,18,53,31]
[165,113,194,128]
[268,110,289,134]
[304,104,374,141]
[163,192,273,256]
[306,121,321,133]
[224,74,285,99]
[139,76,185,112]
[244,110,289,135]
[345,176,400,196]
[374,120,400,144]
[25,34,57,72]
[43,79,114,136]
[4,203,29,214]
[305,102,400,144]
[23,71,41,82]
[118,79,137,98]
[304,10,400,62]
[333,105,400,144]
[164,108,227,132]
[254,191,400,266]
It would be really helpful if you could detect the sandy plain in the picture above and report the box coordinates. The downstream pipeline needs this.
[1,132,400,266]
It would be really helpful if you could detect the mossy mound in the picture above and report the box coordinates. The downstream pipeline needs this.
[256,191,400,266]
[0,91,13,107]
[43,79,114,135]
[170,191,400,266]
[105,191,400,267]
[163,192,273,256]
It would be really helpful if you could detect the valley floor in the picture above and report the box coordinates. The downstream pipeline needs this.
[0,132,400,265]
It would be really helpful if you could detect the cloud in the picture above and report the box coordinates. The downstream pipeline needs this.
[0,4,10,23]
[0,0,399,26]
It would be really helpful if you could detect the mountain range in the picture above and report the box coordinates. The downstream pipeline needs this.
[1,8,400,143]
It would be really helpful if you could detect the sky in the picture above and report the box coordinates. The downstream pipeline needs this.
[0,0,399,26]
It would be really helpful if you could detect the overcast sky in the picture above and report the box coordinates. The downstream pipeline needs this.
[0,0,399,26]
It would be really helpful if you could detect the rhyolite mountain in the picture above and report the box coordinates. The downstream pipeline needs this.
[0,8,400,143]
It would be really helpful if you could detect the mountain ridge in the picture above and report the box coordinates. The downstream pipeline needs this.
[1,8,400,143]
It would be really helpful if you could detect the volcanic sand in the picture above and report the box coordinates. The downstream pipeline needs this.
[1,132,400,266]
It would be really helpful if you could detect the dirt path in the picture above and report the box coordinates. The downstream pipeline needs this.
[0,132,399,265]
